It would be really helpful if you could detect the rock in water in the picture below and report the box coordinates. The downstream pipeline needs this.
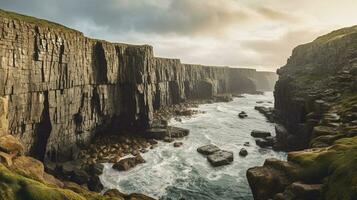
[207,150,234,167]
[255,137,275,148]
[173,142,183,147]
[238,111,248,118]
[112,154,146,171]
[197,144,220,155]
[251,130,271,138]
[239,148,248,157]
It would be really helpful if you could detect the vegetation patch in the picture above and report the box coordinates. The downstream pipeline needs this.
[0,164,87,200]
[288,136,357,200]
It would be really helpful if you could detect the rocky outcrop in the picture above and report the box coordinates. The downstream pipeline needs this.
[274,25,357,150]
[0,134,154,200]
[248,26,357,199]
[0,9,277,161]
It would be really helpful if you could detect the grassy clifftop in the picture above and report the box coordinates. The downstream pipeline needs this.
[0,9,80,33]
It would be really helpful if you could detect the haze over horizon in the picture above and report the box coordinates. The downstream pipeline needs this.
[1,0,357,72]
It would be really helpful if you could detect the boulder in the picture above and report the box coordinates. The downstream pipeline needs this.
[197,144,220,155]
[255,137,275,148]
[169,126,190,138]
[247,166,291,200]
[11,156,45,182]
[251,130,271,138]
[238,111,248,119]
[112,154,146,171]
[0,135,24,155]
[239,148,248,157]
[207,150,234,167]
[173,142,183,147]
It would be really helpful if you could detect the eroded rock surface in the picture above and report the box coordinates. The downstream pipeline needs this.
[0,9,278,162]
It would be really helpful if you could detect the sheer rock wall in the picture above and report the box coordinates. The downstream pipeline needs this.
[0,14,276,160]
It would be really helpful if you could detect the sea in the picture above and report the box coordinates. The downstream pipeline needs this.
[100,92,287,200]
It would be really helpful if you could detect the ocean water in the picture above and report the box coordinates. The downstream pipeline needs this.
[100,92,287,200]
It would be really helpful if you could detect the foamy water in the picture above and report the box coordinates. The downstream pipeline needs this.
[100,92,286,199]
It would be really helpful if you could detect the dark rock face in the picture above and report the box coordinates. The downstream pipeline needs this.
[0,12,278,161]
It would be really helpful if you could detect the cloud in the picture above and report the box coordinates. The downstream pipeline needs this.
[1,0,357,72]
[255,6,300,23]
[239,28,329,68]
[0,0,249,36]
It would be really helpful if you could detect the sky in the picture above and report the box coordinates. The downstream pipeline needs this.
[1,0,357,71]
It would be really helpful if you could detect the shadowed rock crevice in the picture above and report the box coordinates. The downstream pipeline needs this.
[30,91,52,161]
[92,42,108,84]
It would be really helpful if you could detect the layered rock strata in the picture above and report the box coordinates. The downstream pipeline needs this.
[248,26,357,200]
[0,9,277,161]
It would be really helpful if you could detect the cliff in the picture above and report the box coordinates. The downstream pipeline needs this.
[248,26,357,199]
[0,9,276,161]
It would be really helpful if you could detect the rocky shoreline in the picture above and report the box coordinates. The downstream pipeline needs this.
[38,94,242,198]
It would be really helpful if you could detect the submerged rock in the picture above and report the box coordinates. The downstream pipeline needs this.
[207,150,234,167]
[251,130,271,138]
[239,148,248,157]
[197,144,220,155]
[173,142,183,147]
[238,111,248,118]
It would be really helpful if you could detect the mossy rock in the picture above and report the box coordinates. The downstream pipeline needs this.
[0,164,85,200]
[288,136,357,200]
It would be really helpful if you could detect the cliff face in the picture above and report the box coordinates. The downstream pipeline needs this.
[248,26,357,200]
[0,10,276,161]
[274,25,357,150]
